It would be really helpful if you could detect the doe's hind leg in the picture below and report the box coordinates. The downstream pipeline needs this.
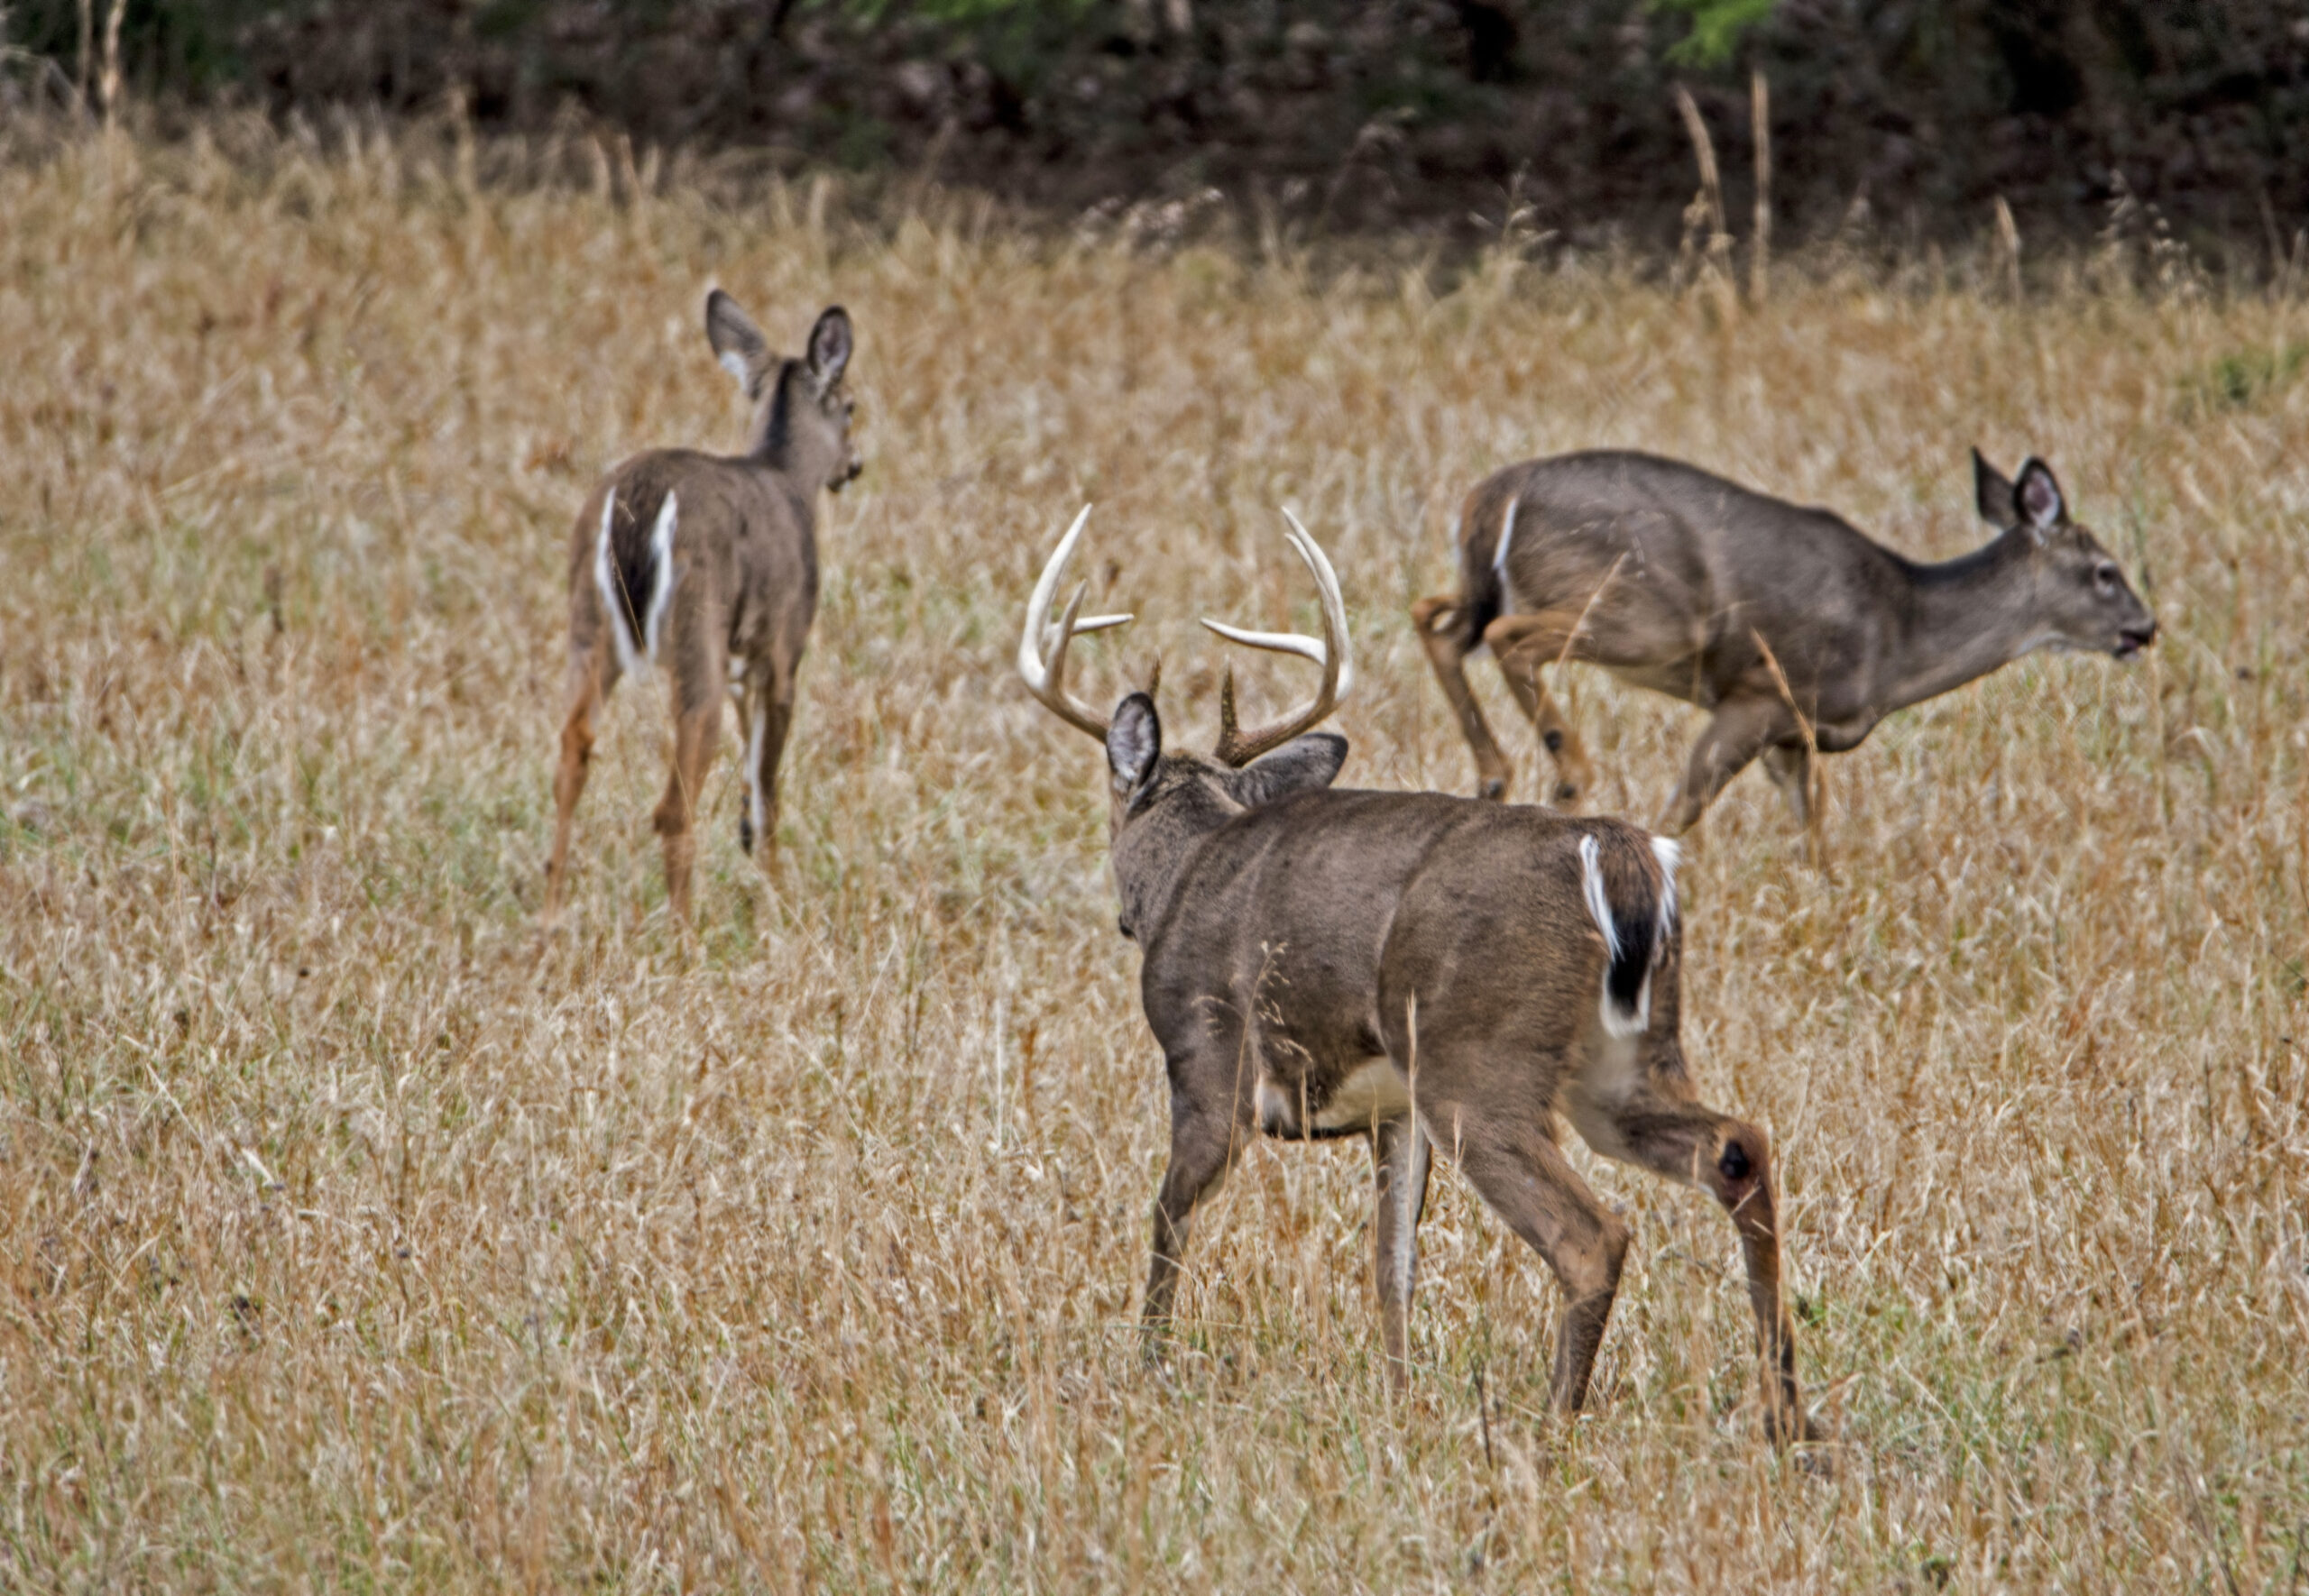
[1486,615,1599,809]
[545,652,615,924]
[1411,595,1514,800]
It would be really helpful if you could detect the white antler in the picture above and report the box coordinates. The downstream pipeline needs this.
[1201,509,1353,765]
[1018,505,1134,741]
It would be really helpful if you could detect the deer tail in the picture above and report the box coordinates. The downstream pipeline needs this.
[1578,829,1679,1038]
[592,487,679,674]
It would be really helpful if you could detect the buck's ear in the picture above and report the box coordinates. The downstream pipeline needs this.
[1227,732,1348,809]
[805,306,853,390]
[1107,693,1162,802]
[2013,457,2065,537]
[1973,447,2018,527]
[705,289,771,396]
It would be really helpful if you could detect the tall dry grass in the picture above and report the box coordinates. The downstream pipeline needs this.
[1,117,2305,1591]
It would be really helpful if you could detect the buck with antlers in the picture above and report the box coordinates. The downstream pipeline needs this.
[1020,508,1814,1442]
[545,292,860,923]
[1411,448,2157,829]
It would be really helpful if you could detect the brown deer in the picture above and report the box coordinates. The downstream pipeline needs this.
[1411,449,2157,830]
[1020,507,1814,1442]
[545,292,860,923]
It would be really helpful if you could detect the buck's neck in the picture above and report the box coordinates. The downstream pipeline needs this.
[1109,779,1237,946]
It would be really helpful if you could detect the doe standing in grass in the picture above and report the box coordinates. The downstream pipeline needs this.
[1412,448,2157,830]
[1021,507,1815,1443]
[546,292,860,923]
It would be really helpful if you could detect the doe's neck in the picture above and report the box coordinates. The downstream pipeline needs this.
[1883,527,2048,710]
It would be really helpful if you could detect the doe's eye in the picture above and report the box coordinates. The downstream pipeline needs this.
[2092,561,2120,592]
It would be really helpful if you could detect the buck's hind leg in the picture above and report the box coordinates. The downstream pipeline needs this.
[1593,1090,1814,1445]
[1412,594,1514,801]
[1372,1115,1431,1390]
[546,649,615,925]
[1486,614,1599,809]
[1419,1085,1630,1418]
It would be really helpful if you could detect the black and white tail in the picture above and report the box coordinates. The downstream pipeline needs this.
[593,488,679,674]
[1578,829,1680,1038]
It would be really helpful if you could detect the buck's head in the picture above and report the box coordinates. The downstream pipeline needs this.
[706,291,862,493]
[1973,450,2156,660]
[1019,508,1354,932]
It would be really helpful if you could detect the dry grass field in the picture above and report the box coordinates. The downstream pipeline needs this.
[3,118,2306,1591]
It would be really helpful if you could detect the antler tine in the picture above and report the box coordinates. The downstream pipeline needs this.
[1202,509,1353,765]
[1019,505,1134,741]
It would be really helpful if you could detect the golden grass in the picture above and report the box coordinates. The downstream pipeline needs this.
[2,119,2305,1591]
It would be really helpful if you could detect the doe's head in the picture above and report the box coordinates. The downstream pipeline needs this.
[706,291,862,493]
[1973,449,2157,660]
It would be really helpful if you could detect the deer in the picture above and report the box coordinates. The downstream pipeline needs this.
[1410,448,2157,831]
[1019,506,1815,1443]
[545,292,860,924]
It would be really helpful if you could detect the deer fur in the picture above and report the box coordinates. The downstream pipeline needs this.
[545,292,860,923]
[1412,448,2157,830]
[1023,509,1815,1444]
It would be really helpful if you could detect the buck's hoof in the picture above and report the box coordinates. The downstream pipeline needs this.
[738,816,756,855]
[1553,783,1580,805]
[1477,777,1508,802]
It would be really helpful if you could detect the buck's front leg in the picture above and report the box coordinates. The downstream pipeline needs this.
[1142,1053,1253,1362]
[1372,1114,1430,1390]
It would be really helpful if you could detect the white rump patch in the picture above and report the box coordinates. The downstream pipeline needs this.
[1491,498,1520,580]
[593,492,645,677]
[641,493,678,663]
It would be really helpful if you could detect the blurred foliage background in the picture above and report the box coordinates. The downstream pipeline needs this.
[3,1,2303,256]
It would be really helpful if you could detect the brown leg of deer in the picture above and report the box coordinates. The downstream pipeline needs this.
[1411,595,1513,801]
[653,685,723,924]
[740,690,795,869]
[1142,1096,1249,1362]
[1487,616,1599,808]
[1663,697,1786,835]
[545,657,611,924]
[1598,1096,1814,1445]
[1761,742,1812,830]
[1424,1100,1631,1417]
[1372,1114,1430,1390]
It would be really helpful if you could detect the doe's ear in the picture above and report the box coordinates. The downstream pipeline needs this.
[1227,732,1349,810]
[1973,447,2018,527]
[705,289,771,396]
[806,306,853,389]
[1107,693,1161,803]
[2012,457,2065,537]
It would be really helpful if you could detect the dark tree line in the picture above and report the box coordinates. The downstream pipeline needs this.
[6,0,2303,252]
